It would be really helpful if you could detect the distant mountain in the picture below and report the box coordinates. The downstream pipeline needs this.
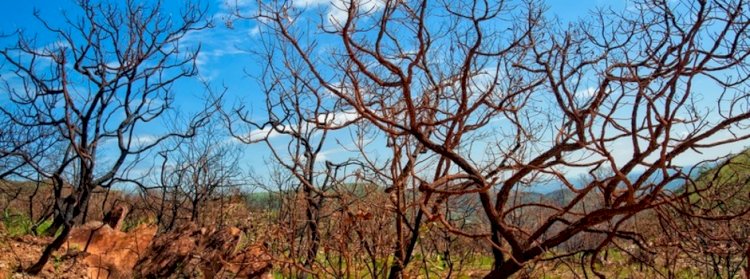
[543,189,576,205]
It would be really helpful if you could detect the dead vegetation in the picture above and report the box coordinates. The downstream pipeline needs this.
[0,204,272,279]
[1,0,750,278]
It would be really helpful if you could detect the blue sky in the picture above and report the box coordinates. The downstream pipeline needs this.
[2,0,748,193]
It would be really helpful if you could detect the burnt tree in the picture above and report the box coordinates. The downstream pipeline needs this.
[255,0,750,277]
[0,0,210,273]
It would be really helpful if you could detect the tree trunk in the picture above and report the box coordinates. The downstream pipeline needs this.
[483,228,525,279]
[483,260,522,279]
[25,224,72,274]
[42,177,66,236]
[43,215,64,237]
[490,227,506,271]
[301,221,319,279]
[387,210,424,279]
[387,246,405,279]
[28,182,93,275]
[42,195,76,236]
[300,185,321,279]
[80,197,91,224]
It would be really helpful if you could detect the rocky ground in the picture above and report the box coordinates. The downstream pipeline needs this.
[0,221,272,279]
[0,226,89,278]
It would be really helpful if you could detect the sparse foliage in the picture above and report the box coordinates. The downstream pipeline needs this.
[0,0,211,273]
[1,0,750,278]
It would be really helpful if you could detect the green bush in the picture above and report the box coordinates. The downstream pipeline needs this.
[1,210,54,237]
[35,219,54,235]
[2,210,34,237]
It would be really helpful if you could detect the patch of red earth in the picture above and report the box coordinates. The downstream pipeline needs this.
[1,220,272,279]
[0,229,89,278]
[133,223,273,278]
[66,221,157,278]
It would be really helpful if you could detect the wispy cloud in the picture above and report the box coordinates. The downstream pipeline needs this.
[287,0,386,28]
[575,87,597,99]
[316,109,360,128]
[237,110,359,143]
[574,86,612,100]
[240,126,283,143]
[133,134,159,146]
[315,147,346,163]
[175,2,262,80]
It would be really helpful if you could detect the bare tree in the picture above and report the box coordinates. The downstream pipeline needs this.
[254,0,750,277]
[0,0,211,273]
[654,154,750,278]
[225,40,362,276]
[140,118,245,231]
[0,120,61,229]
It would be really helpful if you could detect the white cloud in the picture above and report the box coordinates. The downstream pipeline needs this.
[239,110,358,143]
[292,0,331,7]
[576,87,597,98]
[178,5,259,73]
[574,86,612,100]
[291,0,386,28]
[35,40,67,53]
[332,0,385,26]
[241,126,282,143]
[133,134,158,146]
[193,39,250,68]
[248,25,262,36]
[240,122,317,143]
[315,109,359,128]
[314,146,352,163]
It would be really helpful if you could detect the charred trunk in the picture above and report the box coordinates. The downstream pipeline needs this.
[483,260,522,279]
[25,222,72,274]
[27,182,93,275]
[300,185,321,279]
[386,209,425,279]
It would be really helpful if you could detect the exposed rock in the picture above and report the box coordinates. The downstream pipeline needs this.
[133,223,272,279]
[132,223,204,278]
[1,218,270,279]
[219,243,274,278]
[101,204,129,231]
[0,230,88,278]
[67,221,157,278]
